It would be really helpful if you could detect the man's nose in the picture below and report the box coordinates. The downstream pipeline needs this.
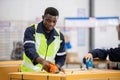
[49,22,54,26]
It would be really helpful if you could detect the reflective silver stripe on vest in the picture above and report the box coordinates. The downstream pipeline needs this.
[24,41,35,45]
[34,24,40,52]
[53,36,59,58]
[35,33,41,52]
[22,61,41,72]
[57,52,66,56]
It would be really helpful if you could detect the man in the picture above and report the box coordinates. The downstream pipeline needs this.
[84,24,120,62]
[21,7,66,72]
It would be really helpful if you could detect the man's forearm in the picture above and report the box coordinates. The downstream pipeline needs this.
[35,56,45,64]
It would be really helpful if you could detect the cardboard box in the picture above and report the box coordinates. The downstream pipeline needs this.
[65,52,82,67]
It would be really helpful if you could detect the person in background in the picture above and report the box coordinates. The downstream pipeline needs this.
[11,41,24,60]
[64,34,72,50]
[84,24,120,62]
[21,7,66,73]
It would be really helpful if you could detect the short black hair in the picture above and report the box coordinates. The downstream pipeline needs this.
[44,7,59,16]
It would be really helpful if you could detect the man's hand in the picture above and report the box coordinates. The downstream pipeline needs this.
[41,60,53,72]
[84,53,93,61]
[35,56,65,73]
[36,57,52,72]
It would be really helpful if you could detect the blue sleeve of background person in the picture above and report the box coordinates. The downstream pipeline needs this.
[55,32,66,67]
[24,26,39,65]
[89,47,120,62]
[108,47,120,62]
[89,49,108,60]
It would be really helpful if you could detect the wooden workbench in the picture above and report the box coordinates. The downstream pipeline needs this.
[9,69,120,80]
[0,60,22,80]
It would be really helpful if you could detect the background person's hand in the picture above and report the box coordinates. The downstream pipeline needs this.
[116,24,120,32]
[84,53,93,61]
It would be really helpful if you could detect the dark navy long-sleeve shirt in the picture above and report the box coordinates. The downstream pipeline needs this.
[23,21,66,67]
[89,47,120,62]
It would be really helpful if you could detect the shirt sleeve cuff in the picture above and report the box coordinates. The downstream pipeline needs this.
[32,55,39,65]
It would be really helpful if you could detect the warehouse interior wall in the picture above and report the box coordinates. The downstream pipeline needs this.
[0,0,89,26]
[0,0,120,62]
[94,0,120,49]
[0,0,89,61]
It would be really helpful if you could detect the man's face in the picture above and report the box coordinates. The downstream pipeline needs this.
[42,14,58,32]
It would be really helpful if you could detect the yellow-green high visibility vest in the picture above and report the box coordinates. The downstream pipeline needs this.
[21,24,60,72]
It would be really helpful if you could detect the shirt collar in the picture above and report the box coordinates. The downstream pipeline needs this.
[36,21,59,36]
